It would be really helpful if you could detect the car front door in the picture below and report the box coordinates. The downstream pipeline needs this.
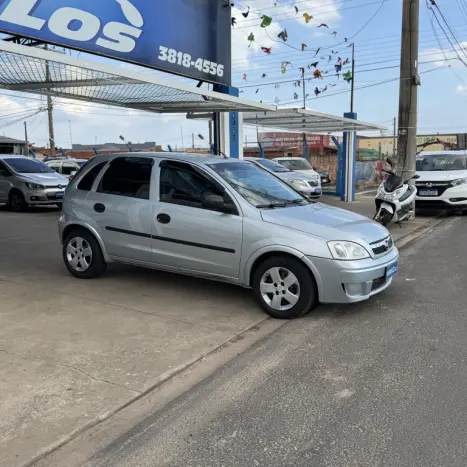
[0,161,12,202]
[151,159,243,279]
[84,156,156,263]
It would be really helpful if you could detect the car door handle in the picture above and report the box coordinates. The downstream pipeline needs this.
[94,203,106,213]
[157,213,171,224]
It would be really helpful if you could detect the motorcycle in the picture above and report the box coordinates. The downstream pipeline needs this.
[374,158,420,226]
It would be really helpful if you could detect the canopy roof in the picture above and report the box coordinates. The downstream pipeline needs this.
[0,40,275,114]
[244,108,386,133]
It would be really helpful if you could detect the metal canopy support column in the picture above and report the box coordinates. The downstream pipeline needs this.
[213,85,243,159]
[342,112,357,202]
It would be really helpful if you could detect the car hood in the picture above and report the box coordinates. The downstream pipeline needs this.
[18,172,69,186]
[416,170,467,182]
[291,169,319,177]
[276,171,317,182]
[261,202,389,244]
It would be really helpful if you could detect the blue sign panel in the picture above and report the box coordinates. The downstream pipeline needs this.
[0,0,232,85]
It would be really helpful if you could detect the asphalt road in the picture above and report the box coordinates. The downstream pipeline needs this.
[85,217,467,467]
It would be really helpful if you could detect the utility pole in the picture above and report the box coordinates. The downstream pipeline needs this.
[393,117,397,158]
[208,119,213,149]
[192,133,195,149]
[24,121,28,157]
[180,126,184,149]
[44,45,55,156]
[350,43,355,113]
[397,0,420,181]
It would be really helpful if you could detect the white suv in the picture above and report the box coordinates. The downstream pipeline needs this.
[416,151,467,211]
[273,157,322,196]
[44,158,87,180]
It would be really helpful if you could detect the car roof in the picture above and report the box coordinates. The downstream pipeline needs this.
[0,154,27,160]
[418,150,467,156]
[87,152,250,166]
[273,157,306,161]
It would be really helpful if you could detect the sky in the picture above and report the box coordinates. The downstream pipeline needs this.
[1,0,467,150]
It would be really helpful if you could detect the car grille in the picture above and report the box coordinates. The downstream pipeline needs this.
[415,181,451,197]
[45,185,66,189]
[370,236,393,256]
[416,199,450,209]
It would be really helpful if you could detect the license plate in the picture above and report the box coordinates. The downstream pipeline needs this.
[315,188,322,194]
[386,261,398,280]
[418,189,438,196]
[55,192,64,199]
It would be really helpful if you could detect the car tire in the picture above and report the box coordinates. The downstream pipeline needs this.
[63,228,107,279]
[253,255,318,319]
[8,190,27,212]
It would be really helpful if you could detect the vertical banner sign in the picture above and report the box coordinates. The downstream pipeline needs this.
[0,0,232,85]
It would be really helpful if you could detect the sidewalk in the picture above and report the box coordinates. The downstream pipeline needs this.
[320,193,444,244]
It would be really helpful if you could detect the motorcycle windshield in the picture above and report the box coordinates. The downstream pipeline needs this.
[384,174,402,192]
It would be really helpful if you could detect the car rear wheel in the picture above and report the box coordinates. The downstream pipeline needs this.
[253,255,318,319]
[63,229,106,279]
[8,190,27,212]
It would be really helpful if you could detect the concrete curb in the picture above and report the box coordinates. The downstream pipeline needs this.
[394,216,446,250]
[24,317,281,467]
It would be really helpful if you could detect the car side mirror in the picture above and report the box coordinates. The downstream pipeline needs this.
[411,174,420,180]
[202,194,225,211]
[0,170,10,177]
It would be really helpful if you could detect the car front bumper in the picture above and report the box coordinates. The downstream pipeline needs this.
[416,185,467,208]
[304,247,399,304]
[24,187,66,205]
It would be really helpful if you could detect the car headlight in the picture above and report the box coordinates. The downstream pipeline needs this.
[327,241,370,260]
[25,182,46,190]
[288,179,309,189]
[451,178,467,186]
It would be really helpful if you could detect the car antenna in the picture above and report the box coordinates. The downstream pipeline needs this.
[198,134,228,159]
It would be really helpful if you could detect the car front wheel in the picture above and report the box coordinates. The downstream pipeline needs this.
[8,190,27,212]
[253,255,318,319]
[63,229,107,279]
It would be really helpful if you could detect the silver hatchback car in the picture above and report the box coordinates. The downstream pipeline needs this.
[0,155,69,211]
[59,153,398,319]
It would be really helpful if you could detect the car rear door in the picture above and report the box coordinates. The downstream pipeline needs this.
[84,156,156,263]
[151,159,243,279]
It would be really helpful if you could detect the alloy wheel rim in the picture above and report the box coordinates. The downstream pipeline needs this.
[260,267,300,311]
[66,237,93,272]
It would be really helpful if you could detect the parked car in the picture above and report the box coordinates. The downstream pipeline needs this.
[0,155,69,211]
[245,157,321,198]
[273,157,321,179]
[44,158,88,180]
[415,150,467,211]
[316,169,331,185]
[59,153,398,319]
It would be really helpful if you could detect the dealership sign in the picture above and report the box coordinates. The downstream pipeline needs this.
[0,0,232,85]
[259,132,341,149]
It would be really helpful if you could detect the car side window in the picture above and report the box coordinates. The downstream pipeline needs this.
[62,165,76,175]
[97,157,153,199]
[48,164,61,173]
[159,160,237,214]
[78,161,108,192]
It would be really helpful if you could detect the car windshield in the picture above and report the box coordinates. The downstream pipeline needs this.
[254,159,290,173]
[4,158,55,174]
[278,159,313,171]
[209,162,306,208]
[416,153,467,171]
